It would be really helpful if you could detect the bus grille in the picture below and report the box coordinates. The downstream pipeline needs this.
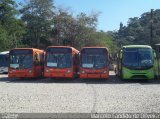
[131,75,148,79]
[132,73,146,74]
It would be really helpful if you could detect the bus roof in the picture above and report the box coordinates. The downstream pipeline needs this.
[81,47,109,51]
[46,46,79,53]
[47,46,74,48]
[122,45,152,49]
[0,51,9,55]
[10,48,44,52]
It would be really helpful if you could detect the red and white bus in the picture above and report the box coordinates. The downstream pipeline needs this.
[79,47,109,79]
[44,46,79,79]
[8,48,45,79]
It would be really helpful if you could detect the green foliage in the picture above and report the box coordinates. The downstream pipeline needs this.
[91,32,117,53]
[115,9,160,49]
[0,26,9,51]
[0,0,116,52]
[20,0,55,48]
[50,9,115,51]
[0,0,25,51]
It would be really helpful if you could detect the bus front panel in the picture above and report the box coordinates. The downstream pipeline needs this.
[80,48,109,79]
[44,47,74,78]
[8,49,34,78]
[121,47,155,80]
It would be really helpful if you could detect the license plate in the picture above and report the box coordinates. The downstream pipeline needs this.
[88,74,99,77]
[55,73,63,77]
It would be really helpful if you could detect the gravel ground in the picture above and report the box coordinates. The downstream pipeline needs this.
[0,72,160,115]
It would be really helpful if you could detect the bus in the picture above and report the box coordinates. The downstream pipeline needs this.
[44,46,79,79]
[155,44,160,79]
[8,48,45,79]
[115,45,157,80]
[79,47,110,79]
[0,51,9,74]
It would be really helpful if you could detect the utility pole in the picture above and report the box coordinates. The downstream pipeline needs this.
[150,9,154,46]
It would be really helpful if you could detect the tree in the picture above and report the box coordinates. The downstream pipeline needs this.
[20,0,55,48]
[51,9,101,49]
[0,26,8,50]
[115,9,160,49]
[4,0,116,51]
[0,0,25,51]
[51,9,77,46]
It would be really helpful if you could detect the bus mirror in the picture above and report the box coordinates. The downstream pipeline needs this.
[34,53,38,61]
[152,50,156,58]
[120,51,122,59]
[154,52,156,58]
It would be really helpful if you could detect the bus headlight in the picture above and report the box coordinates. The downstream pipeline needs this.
[81,70,85,74]
[66,69,71,73]
[9,70,13,74]
[46,69,49,73]
[103,71,107,74]
[28,70,32,73]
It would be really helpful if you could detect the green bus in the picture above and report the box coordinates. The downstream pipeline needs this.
[115,45,157,80]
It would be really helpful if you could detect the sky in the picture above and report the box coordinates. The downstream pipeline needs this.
[17,0,160,31]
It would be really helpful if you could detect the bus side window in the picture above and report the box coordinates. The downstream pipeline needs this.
[74,53,79,65]
[6,54,9,66]
[40,53,44,65]
[34,53,39,65]
[73,54,76,65]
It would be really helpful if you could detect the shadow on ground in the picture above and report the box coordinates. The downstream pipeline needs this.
[0,73,160,85]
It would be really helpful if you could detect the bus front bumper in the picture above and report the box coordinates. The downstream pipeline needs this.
[80,74,109,79]
[122,67,155,80]
[8,70,35,78]
[8,74,34,78]
[44,72,74,78]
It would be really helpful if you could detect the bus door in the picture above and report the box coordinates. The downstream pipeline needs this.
[34,53,42,77]
[116,50,122,77]
[73,53,79,77]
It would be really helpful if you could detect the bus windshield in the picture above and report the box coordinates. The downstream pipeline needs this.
[10,50,33,69]
[81,54,107,69]
[46,53,72,68]
[123,48,153,69]
[0,55,9,67]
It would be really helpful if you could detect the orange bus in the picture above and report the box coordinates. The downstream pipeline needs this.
[8,48,45,78]
[79,47,109,79]
[44,46,79,79]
